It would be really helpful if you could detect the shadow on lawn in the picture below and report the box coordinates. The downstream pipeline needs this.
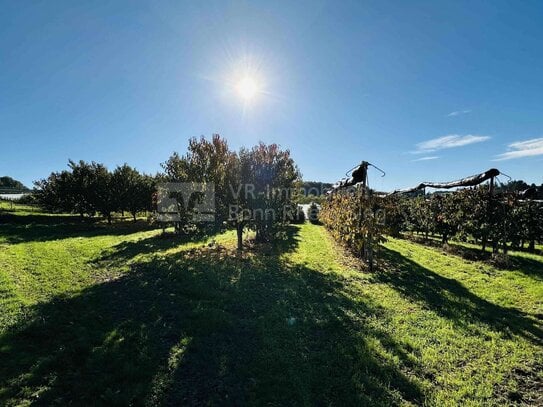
[376,247,543,344]
[406,235,543,280]
[443,242,543,281]
[508,256,543,280]
[0,226,424,406]
[0,213,155,244]
[94,231,218,268]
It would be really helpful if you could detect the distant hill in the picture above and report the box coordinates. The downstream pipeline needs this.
[0,176,29,193]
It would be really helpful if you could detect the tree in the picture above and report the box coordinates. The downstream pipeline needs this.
[112,164,133,217]
[206,141,302,251]
[34,170,73,213]
[239,142,301,243]
[517,200,543,252]
[88,163,116,224]
[67,160,96,218]
[112,164,154,222]
[407,197,434,240]
[382,194,407,237]
[34,160,157,225]
[429,194,463,244]
[162,137,300,248]
[162,135,238,232]
[228,151,249,251]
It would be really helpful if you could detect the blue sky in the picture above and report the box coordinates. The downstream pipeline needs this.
[1,0,542,191]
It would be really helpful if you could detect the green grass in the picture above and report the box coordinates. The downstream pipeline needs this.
[0,207,541,405]
[0,201,44,215]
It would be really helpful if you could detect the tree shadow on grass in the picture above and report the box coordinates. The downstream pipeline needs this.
[0,213,156,244]
[443,241,543,281]
[94,231,218,269]
[93,225,302,271]
[0,226,424,406]
[405,235,543,280]
[504,254,543,281]
[375,247,543,345]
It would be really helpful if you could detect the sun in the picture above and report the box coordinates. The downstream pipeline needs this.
[236,76,259,100]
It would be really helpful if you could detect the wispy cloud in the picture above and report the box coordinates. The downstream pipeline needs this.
[412,156,439,162]
[414,134,490,153]
[493,138,543,161]
[447,109,471,117]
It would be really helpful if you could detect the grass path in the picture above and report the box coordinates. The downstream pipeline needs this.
[0,212,542,405]
[291,225,542,405]
[377,238,542,405]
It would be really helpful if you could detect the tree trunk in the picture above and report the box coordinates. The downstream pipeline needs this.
[529,239,535,253]
[236,223,244,251]
[132,212,137,222]
[107,213,112,225]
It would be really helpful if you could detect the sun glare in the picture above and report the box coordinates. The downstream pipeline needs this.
[236,76,259,100]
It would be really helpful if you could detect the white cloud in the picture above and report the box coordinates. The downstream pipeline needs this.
[447,109,471,117]
[493,138,543,161]
[412,156,439,162]
[414,134,490,153]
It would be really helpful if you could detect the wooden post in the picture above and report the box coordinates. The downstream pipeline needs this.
[359,162,373,270]
[489,176,495,195]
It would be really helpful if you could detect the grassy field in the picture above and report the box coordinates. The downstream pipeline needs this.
[0,205,542,405]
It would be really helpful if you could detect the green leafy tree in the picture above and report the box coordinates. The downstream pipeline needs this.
[240,142,301,243]
[523,201,543,252]
[162,134,238,231]
[88,163,116,224]
[67,160,97,218]
[34,170,73,213]
[112,164,154,222]
[382,194,408,237]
